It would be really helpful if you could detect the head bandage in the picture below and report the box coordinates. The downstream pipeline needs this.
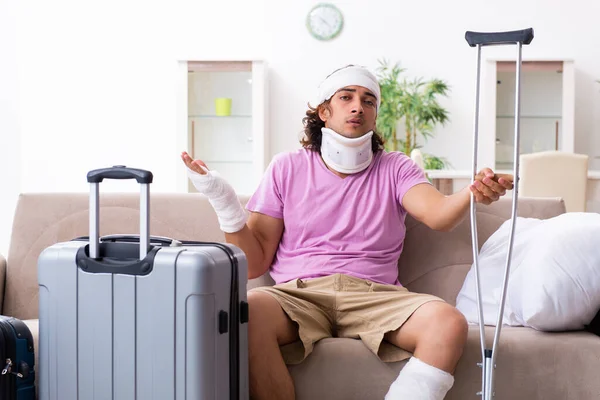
[313,65,381,110]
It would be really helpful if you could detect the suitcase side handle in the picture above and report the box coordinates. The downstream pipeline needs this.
[100,234,182,247]
[88,165,152,260]
[465,28,534,47]
[73,235,182,247]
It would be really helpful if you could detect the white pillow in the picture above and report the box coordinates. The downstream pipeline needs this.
[455,217,543,326]
[507,212,600,331]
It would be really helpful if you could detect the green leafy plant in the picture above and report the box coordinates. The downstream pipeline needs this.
[375,59,452,169]
[423,153,448,170]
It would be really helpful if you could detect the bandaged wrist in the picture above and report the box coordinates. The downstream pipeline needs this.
[186,167,248,233]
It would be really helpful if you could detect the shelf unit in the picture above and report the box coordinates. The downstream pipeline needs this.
[176,60,268,196]
[478,59,575,171]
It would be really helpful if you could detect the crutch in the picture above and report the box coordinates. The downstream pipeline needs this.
[465,28,534,399]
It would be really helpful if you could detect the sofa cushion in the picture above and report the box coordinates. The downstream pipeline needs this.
[288,325,600,400]
[455,216,545,326]
[398,197,566,305]
[248,197,567,296]
[453,326,600,400]
[508,212,600,331]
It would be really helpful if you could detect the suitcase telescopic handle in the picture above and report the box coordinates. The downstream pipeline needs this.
[465,28,534,47]
[87,165,153,260]
[87,165,153,184]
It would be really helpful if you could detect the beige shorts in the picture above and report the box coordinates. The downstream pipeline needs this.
[250,273,444,365]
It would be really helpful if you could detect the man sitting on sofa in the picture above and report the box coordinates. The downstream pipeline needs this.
[180,64,513,400]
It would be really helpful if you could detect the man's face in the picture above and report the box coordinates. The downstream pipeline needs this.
[318,85,377,139]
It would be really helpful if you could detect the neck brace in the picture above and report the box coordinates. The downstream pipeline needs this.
[321,127,373,174]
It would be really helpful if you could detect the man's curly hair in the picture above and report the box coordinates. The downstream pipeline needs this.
[300,100,385,153]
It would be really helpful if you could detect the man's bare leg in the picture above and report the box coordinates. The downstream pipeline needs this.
[383,301,468,399]
[385,301,468,373]
[247,291,300,400]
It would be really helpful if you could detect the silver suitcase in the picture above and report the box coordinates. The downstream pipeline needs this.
[37,166,249,400]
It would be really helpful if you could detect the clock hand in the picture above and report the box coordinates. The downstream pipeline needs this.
[318,16,332,29]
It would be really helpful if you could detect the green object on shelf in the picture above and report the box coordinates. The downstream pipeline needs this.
[215,98,232,116]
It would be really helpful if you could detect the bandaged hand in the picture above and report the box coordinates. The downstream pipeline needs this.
[181,151,248,233]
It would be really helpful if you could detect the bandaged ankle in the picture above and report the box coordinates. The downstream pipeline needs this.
[385,357,454,400]
[186,166,248,233]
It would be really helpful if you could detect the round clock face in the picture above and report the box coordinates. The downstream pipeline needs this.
[306,3,344,41]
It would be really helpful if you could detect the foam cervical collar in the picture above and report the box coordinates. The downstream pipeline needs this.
[321,127,373,174]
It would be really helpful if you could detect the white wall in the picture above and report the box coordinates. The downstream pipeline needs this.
[264,0,600,168]
[12,0,266,195]
[0,0,267,255]
[0,0,21,257]
[2,0,600,255]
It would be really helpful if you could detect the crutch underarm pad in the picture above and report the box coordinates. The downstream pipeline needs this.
[465,28,534,47]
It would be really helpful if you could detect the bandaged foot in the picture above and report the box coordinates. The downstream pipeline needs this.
[186,166,248,233]
[385,357,454,400]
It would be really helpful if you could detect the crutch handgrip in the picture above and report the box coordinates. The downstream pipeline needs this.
[465,28,534,47]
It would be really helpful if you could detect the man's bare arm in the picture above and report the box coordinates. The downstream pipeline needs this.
[402,170,514,232]
[225,212,283,279]
[402,184,471,232]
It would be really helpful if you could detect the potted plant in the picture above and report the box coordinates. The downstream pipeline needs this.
[375,59,451,170]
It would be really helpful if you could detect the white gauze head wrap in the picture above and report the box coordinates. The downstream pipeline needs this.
[311,65,381,175]
[312,65,381,110]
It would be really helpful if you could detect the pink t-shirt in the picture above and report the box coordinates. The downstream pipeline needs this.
[245,148,430,286]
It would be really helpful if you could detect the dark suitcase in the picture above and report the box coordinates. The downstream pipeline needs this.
[0,316,36,400]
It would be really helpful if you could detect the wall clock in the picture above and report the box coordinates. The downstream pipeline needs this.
[306,3,344,41]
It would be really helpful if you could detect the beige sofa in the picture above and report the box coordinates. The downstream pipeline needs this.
[3,192,600,399]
